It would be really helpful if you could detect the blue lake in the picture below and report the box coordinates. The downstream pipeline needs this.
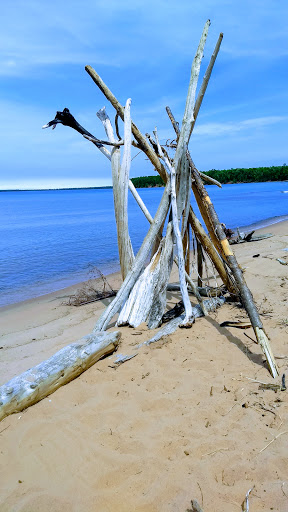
[0,182,287,307]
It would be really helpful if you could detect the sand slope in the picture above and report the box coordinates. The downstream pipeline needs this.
[0,222,287,511]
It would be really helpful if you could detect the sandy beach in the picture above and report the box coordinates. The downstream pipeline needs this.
[0,220,287,511]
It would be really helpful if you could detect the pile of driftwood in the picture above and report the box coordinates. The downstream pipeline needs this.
[0,20,279,422]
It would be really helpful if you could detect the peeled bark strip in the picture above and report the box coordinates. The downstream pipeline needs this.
[117,223,174,329]
[97,106,134,280]
[0,331,121,422]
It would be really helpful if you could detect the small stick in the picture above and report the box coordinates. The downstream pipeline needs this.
[281,482,288,499]
[201,447,229,457]
[259,430,288,453]
[244,332,257,344]
[242,486,254,512]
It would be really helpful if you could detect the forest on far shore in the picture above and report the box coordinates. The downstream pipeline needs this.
[131,164,288,188]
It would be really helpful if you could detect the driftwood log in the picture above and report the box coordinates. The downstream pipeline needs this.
[41,19,278,378]
[117,223,174,328]
[145,297,225,345]
[0,331,121,422]
[166,106,278,378]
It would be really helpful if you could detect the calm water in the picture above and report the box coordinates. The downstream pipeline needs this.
[0,182,287,307]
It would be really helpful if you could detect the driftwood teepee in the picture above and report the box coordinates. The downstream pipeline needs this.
[0,20,278,423]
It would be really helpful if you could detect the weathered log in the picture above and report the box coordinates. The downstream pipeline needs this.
[167,283,226,297]
[189,160,279,376]
[94,181,171,331]
[117,223,174,328]
[97,106,134,280]
[145,297,225,345]
[0,331,121,422]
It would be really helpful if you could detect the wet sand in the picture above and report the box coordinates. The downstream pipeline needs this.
[0,221,287,511]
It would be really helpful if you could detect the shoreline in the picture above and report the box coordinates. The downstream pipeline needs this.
[1,215,287,311]
[0,215,288,511]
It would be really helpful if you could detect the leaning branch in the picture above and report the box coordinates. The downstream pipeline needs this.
[85,65,168,182]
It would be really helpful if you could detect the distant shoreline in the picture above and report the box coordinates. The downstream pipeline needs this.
[0,186,113,192]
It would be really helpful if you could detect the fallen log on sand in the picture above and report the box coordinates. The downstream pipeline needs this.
[0,331,121,422]
[144,297,226,346]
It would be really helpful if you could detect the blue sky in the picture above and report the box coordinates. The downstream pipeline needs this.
[0,0,287,189]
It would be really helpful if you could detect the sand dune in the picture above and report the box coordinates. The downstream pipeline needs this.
[0,222,287,511]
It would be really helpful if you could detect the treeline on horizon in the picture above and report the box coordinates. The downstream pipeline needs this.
[131,165,288,188]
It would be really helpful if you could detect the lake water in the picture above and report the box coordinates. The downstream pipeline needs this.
[0,182,287,307]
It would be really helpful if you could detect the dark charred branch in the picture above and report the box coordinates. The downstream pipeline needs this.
[43,108,118,148]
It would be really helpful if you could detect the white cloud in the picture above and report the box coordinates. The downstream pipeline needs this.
[194,116,288,137]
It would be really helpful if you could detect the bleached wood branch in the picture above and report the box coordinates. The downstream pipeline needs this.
[154,132,194,326]
[0,331,121,422]
[191,32,223,136]
[117,222,174,329]
[173,19,210,174]
[128,180,154,223]
[97,106,134,280]
[165,105,237,293]
[94,181,171,331]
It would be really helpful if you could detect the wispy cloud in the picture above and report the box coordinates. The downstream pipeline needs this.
[1,0,288,77]
[194,116,288,137]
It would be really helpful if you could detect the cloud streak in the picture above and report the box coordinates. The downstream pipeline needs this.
[194,116,288,137]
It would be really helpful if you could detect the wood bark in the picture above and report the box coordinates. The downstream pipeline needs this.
[97,106,134,280]
[0,331,121,422]
[197,238,203,287]
[117,223,174,328]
